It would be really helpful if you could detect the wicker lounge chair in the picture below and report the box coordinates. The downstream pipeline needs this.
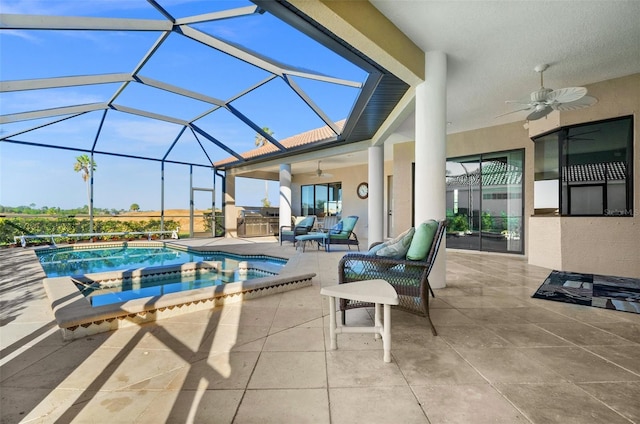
[279,215,316,245]
[337,219,447,335]
[296,215,360,252]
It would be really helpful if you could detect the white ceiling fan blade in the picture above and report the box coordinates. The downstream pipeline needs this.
[526,105,553,121]
[546,87,587,104]
[551,95,598,111]
[505,98,533,106]
[495,107,532,118]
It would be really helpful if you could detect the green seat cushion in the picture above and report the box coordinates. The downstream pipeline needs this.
[406,220,438,261]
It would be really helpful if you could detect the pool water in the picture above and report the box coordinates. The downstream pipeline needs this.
[77,267,275,307]
[37,245,284,277]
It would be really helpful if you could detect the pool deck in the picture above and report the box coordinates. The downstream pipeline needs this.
[1,236,640,423]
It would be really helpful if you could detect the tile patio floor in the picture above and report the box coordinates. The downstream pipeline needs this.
[1,237,639,423]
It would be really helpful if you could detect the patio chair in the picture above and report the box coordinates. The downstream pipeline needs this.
[337,219,447,335]
[279,215,316,245]
[296,215,360,252]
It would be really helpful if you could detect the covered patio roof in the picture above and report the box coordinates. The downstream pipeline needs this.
[0,0,410,171]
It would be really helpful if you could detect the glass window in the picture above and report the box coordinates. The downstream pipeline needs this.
[533,116,633,216]
[301,183,342,218]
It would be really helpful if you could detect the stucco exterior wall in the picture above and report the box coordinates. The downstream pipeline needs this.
[390,73,639,277]
[558,74,639,277]
[392,142,415,237]
[528,217,562,270]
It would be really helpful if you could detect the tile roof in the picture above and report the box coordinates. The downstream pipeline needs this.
[563,161,627,182]
[446,160,627,188]
[446,161,523,187]
[214,120,346,167]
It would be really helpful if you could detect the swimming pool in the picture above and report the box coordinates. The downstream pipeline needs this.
[77,265,276,307]
[37,243,285,277]
[40,242,316,340]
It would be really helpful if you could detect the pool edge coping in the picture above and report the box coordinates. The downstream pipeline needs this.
[44,271,316,340]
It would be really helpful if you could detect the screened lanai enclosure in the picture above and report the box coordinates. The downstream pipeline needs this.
[0,0,408,241]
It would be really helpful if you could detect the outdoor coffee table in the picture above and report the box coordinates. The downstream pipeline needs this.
[320,279,399,363]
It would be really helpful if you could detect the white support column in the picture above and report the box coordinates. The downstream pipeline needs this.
[279,164,292,228]
[224,175,237,238]
[415,51,447,288]
[368,145,384,244]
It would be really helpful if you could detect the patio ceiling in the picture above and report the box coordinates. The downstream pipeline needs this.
[0,0,408,171]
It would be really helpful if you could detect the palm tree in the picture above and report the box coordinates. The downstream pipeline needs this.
[254,127,273,147]
[255,127,274,206]
[74,154,97,217]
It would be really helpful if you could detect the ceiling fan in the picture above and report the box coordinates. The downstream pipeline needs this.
[498,64,597,121]
[313,160,333,178]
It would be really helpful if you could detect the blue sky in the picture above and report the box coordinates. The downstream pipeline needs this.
[0,0,366,211]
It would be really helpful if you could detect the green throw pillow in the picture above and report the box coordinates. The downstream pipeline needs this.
[376,227,415,259]
[406,220,438,261]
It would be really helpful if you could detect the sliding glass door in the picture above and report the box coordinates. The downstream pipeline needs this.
[445,149,524,254]
[445,156,481,250]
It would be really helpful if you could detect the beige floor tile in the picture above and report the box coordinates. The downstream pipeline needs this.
[389,323,451,350]
[413,384,528,423]
[95,348,190,391]
[0,343,66,383]
[270,306,324,328]
[435,325,512,348]
[1,343,124,390]
[536,302,635,323]
[535,322,634,346]
[169,350,260,390]
[3,244,638,424]
[326,350,407,387]
[429,297,455,309]
[248,351,326,389]
[329,386,428,424]
[457,307,523,324]
[193,324,269,356]
[429,308,476,325]
[438,295,531,309]
[520,346,640,382]
[585,344,640,374]
[501,306,577,323]
[0,320,60,349]
[136,389,243,424]
[0,388,89,423]
[577,381,640,423]
[263,326,325,351]
[485,323,573,347]
[235,388,329,424]
[50,389,165,423]
[457,347,567,384]
[590,322,640,343]
[219,304,278,327]
[496,382,631,423]
[393,348,486,385]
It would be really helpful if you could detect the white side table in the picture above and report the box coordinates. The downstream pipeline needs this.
[321,279,399,363]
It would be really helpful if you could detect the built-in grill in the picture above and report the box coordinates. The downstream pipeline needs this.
[237,208,280,237]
